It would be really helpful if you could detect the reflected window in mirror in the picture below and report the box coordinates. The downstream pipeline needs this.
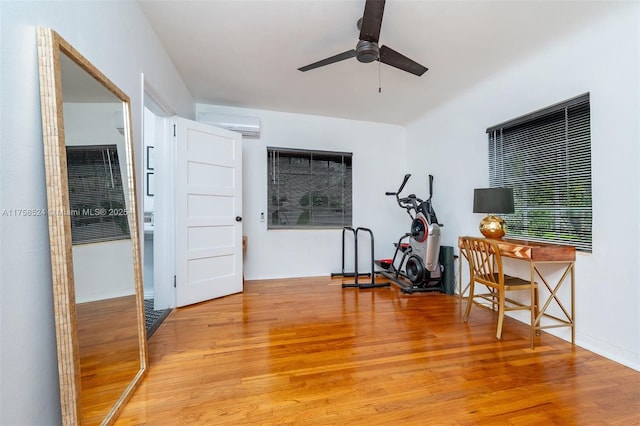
[67,145,130,244]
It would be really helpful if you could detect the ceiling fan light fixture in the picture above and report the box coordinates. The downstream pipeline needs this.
[356,40,379,63]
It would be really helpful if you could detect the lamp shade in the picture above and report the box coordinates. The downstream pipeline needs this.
[473,188,514,214]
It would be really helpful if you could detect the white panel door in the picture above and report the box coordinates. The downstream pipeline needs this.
[175,117,242,307]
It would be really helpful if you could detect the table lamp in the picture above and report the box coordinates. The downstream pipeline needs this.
[473,188,514,239]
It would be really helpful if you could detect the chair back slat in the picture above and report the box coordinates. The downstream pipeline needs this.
[461,237,504,289]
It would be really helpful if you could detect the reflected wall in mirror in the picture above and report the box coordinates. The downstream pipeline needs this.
[37,28,147,425]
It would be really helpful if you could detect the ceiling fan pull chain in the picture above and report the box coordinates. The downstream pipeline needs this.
[378,60,382,93]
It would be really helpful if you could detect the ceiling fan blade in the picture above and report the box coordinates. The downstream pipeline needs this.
[379,45,428,76]
[298,50,357,72]
[359,0,386,42]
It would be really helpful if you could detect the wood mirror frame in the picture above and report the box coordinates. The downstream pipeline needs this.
[36,28,147,425]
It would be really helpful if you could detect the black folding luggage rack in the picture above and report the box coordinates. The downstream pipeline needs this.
[331,227,390,289]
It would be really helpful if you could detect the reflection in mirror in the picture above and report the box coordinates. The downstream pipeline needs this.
[63,93,139,423]
[37,28,146,425]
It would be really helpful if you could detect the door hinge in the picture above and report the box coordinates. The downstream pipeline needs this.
[174,275,177,288]
[173,124,176,137]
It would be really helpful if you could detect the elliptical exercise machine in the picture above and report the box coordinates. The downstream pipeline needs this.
[376,174,444,293]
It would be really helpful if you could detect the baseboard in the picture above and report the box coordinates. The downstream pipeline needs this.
[576,333,640,372]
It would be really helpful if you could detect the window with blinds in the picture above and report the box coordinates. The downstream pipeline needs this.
[487,93,592,251]
[66,145,130,244]
[267,147,352,229]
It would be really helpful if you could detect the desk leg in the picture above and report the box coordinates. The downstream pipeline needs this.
[458,254,462,316]
[571,262,575,345]
[530,262,539,349]
[458,254,462,300]
[532,261,575,346]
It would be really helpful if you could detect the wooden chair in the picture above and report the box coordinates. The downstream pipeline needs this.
[460,236,539,348]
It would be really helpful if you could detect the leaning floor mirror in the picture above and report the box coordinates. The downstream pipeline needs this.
[37,28,147,425]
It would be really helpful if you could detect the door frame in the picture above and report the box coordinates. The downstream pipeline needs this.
[142,76,177,310]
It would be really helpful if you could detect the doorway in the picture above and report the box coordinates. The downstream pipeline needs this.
[142,83,176,338]
[141,81,244,318]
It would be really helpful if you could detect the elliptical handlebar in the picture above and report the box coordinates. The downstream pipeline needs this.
[424,174,440,226]
[386,174,421,217]
[385,174,411,197]
[428,175,434,201]
[386,173,441,225]
[398,174,411,194]
[399,195,423,210]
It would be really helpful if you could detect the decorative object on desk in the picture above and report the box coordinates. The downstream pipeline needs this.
[473,187,514,239]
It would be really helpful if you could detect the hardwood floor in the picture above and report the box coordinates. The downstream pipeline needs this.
[116,277,639,425]
[76,295,141,425]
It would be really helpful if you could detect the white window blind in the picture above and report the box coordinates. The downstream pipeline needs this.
[66,145,130,244]
[267,147,352,229]
[487,93,592,252]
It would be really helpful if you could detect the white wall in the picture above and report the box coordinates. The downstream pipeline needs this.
[196,104,410,280]
[405,4,640,370]
[142,107,157,298]
[72,240,136,303]
[0,2,194,424]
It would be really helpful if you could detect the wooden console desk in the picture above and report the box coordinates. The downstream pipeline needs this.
[458,237,576,345]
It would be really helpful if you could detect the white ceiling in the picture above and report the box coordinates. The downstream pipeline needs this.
[139,0,622,126]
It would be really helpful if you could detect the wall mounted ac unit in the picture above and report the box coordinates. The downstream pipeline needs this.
[198,112,261,138]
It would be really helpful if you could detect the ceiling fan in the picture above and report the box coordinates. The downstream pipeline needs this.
[298,0,428,77]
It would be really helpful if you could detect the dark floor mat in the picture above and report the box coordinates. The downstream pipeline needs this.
[144,299,172,339]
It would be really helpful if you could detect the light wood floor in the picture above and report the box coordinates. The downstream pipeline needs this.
[116,276,639,425]
[76,295,140,425]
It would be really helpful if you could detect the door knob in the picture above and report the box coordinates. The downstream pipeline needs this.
[235,216,242,222]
